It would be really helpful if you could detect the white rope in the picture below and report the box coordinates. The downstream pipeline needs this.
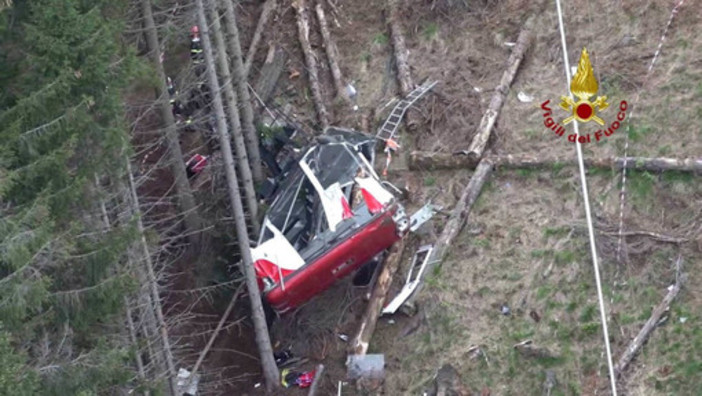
[616,0,687,262]
[554,1,618,394]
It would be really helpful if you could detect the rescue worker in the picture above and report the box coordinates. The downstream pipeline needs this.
[190,25,204,68]
[166,77,193,127]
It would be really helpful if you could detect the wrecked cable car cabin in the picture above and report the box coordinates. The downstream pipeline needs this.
[252,128,409,313]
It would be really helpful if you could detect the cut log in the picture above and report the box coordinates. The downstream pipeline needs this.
[253,44,287,105]
[386,0,412,96]
[405,159,494,307]
[315,3,348,102]
[408,151,702,173]
[350,240,406,355]
[385,0,421,131]
[293,0,329,128]
[464,16,534,159]
[615,255,684,377]
[244,0,276,79]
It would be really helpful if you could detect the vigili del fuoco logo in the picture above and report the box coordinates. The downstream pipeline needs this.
[540,48,628,144]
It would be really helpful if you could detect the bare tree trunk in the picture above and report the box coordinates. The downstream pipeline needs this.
[315,3,347,102]
[139,0,202,242]
[195,0,280,391]
[244,0,276,79]
[408,152,702,173]
[405,160,494,307]
[293,0,329,128]
[464,17,534,159]
[350,240,405,355]
[615,256,683,377]
[127,160,178,395]
[210,1,260,234]
[221,0,264,184]
[253,44,287,104]
[125,298,149,395]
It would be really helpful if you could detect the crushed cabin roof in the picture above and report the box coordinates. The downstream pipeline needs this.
[259,127,379,254]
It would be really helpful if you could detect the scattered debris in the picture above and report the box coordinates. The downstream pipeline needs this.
[185,154,208,179]
[176,368,200,396]
[517,91,534,102]
[434,364,469,396]
[409,204,441,232]
[500,304,511,316]
[514,339,557,360]
[274,349,293,366]
[529,310,541,323]
[338,333,349,342]
[346,354,384,380]
[383,244,434,315]
[282,368,316,388]
[680,316,688,324]
[543,369,557,396]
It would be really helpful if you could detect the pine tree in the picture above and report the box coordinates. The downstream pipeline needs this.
[1,0,149,393]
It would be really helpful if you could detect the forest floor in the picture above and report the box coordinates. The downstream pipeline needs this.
[139,0,702,395]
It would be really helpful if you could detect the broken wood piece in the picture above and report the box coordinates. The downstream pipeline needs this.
[409,152,702,173]
[307,364,325,396]
[293,0,330,128]
[464,16,534,159]
[315,3,349,103]
[615,255,684,377]
[513,339,557,360]
[253,44,287,105]
[349,240,406,355]
[244,0,276,79]
[404,159,494,308]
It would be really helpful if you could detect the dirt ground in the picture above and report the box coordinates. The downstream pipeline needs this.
[134,0,702,394]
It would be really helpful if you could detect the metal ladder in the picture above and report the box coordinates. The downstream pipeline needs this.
[375,80,438,142]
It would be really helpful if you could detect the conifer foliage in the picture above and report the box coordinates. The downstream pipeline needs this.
[1,0,144,393]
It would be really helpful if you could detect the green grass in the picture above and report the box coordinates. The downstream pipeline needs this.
[372,33,388,45]
[422,22,439,40]
[423,176,436,186]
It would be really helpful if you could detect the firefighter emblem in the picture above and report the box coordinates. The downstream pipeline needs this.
[559,47,609,125]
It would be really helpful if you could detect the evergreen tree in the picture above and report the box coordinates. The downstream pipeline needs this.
[1,0,147,393]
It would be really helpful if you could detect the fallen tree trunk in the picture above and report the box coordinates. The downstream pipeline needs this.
[315,3,348,102]
[386,0,421,131]
[188,284,245,384]
[293,0,329,128]
[386,0,412,96]
[409,152,702,173]
[253,44,287,105]
[615,255,684,377]
[243,0,276,79]
[350,240,406,355]
[405,159,494,307]
[464,16,534,159]
[307,364,325,396]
